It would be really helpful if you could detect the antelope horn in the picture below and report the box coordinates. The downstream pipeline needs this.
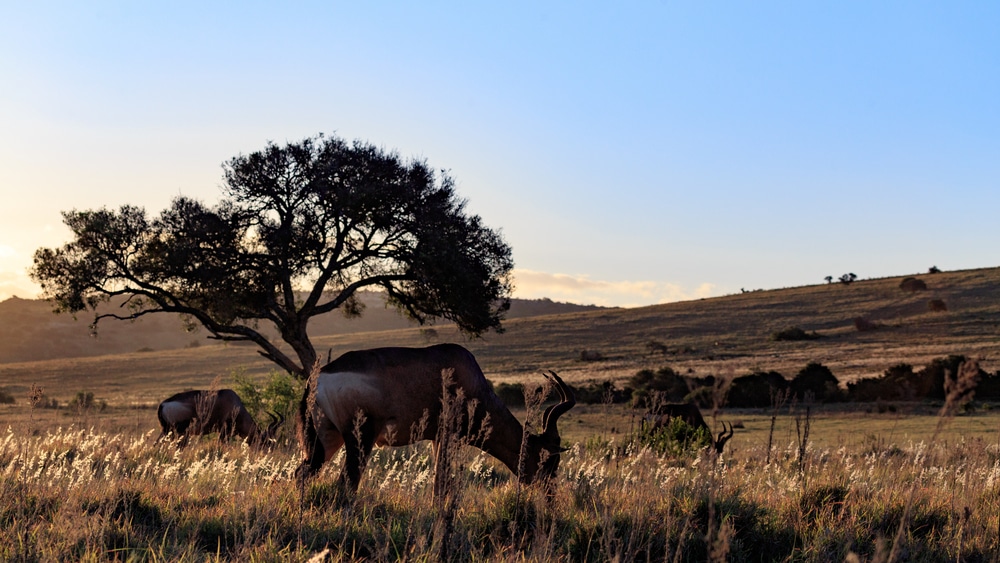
[540,370,576,443]
[715,422,734,453]
[265,411,285,437]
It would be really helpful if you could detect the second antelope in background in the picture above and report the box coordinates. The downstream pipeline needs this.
[645,402,734,454]
[157,389,285,446]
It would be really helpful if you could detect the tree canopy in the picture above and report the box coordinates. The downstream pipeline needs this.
[31,135,514,378]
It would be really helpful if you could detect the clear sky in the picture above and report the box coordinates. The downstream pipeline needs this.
[1,2,997,307]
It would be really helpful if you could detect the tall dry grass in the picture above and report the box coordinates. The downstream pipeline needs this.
[3,402,1000,561]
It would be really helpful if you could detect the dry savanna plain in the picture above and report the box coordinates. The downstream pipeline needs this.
[2,267,1000,561]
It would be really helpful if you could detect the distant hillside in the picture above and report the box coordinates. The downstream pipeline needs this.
[2,267,998,406]
[0,293,604,364]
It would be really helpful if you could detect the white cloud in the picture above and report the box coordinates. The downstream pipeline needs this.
[0,263,721,308]
[0,269,40,301]
[512,269,717,307]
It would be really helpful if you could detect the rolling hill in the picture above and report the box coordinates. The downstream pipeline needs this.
[1,267,997,404]
[0,292,602,363]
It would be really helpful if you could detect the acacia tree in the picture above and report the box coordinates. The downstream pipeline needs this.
[31,135,514,379]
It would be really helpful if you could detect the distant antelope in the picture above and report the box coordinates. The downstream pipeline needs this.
[297,343,576,493]
[646,402,734,454]
[157,389,284,446]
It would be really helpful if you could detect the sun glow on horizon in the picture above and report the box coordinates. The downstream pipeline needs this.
[511,269,718,308]
[0,260,720,309]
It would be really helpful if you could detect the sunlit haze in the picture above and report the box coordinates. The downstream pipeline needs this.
[2,3,997,307]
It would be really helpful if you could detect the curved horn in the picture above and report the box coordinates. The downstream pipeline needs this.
[264,411,285,439]
[540,370,576,443]
[715,422,734,453]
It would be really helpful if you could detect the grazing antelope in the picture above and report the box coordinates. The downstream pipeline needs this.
[157,389,284,446]
[646,402,734,454]
[297,343,576,493]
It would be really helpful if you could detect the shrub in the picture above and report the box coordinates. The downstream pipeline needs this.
[771,327,821,342]
[899,277,927,292]
[0,389,14,404]
[633,415,711,456]
[28,386,59,409]
[728,371,788,408]
[791,362,842,402]
[914,355,981,401]
[928,299,947,312]
[69,391,107,412]
[977,371,1000,400]
[570,380,631,404]
[492,382,524,408]
[645,340,669,355]
[848,364,915,401]
[578,350,605,362]
[849,359,986,402]
[853,317,880,332]
[629,367,691,407]
[231,369,304,424]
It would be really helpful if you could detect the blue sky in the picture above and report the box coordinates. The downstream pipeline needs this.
[1,2,997,306]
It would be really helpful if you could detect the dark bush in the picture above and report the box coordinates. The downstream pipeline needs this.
[728,371,788,408]
[848,358,987,402]
[853,317,880,332]
[70,391,107,411]
[570,380,632,404]
[914,355,982,400]
[771,327,821,342]
[846,377,880,402]
[791,362,842,402]
[848,364,915,401]
[645,340,669,355]
[928,299,947,312]
[977,371,1000,400]
[578,350,605,362]
[629,367,692,407]
[912,356,956,400]
[493,382,524,408]
[0,389,14,404]
[899,277,927,292]
[630,367,687,396]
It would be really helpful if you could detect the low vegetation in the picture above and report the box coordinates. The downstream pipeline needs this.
[899,277,928,292]
[771,326,822,342]
[3,397,998,561]
[2,267,999,559]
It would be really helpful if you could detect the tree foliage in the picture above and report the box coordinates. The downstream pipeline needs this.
[31,134,514,378]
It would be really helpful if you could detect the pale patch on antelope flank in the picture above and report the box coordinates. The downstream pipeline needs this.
[313,371,399,444]
[158,401,195,422]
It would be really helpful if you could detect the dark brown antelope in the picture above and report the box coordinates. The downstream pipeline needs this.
[646,402,734,454]
[297,343,576,493]
[157,389,284,446]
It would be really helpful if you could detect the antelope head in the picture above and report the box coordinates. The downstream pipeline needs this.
[519,370,576,484]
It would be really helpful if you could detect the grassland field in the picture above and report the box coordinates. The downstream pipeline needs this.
[2,267,999,560]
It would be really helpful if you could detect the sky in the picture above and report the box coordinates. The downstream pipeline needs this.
[1,2,997,307]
